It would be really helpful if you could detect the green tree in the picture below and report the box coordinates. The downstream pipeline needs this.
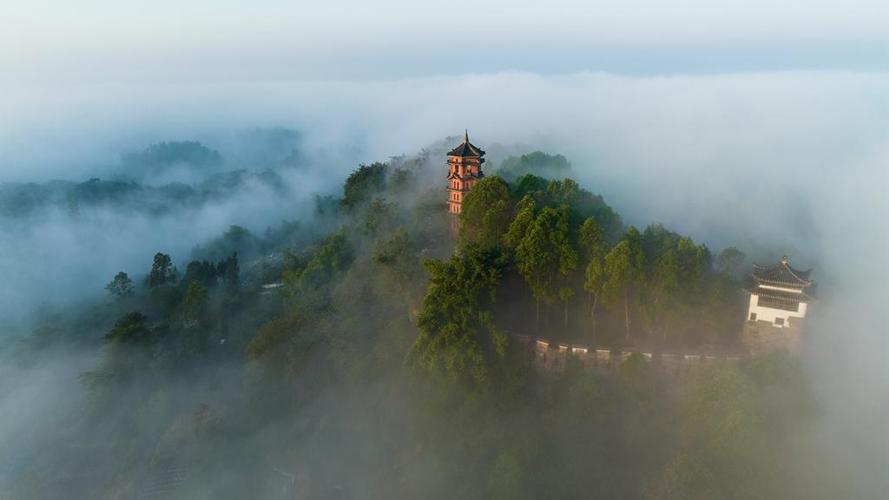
[511,174,622,242]
[181,280,209,325]
[105,271,134,298]
[637,225,713,344]
[91,311,155,383]
[342,162,387,209]
[646,247,680,342]
[298,233,352,288]
[579,218,607,344]
[578,217,605,259]
[408,245,508,388]
[373,229,417,290]
[364,198,396,235]
[515,206,577,331]
[282,231,353,313]
[105,311,151,343]
[183,260,218,288]
[217,252,240,291]
[676,237,710,287]
[558,286,574,327]
[459,176,512,249]
[511,174,549,201]
[148,252,176,288]
[602,227,644,341]
[503,196,535,249]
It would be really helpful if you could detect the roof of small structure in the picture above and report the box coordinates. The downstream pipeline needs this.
[751,256,813,287]
[447,130,486,157]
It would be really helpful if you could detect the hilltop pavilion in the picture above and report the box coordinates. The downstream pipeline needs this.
[745,256,816,329]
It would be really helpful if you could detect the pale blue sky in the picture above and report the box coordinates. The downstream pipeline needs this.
[2,0,889,82]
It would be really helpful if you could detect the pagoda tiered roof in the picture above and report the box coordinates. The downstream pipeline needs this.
[751,256,813,288]
[447,130,486,158]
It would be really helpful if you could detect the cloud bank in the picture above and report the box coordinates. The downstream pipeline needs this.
[1,70,888,492]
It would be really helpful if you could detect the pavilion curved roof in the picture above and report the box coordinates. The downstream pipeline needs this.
[752,256,813,287]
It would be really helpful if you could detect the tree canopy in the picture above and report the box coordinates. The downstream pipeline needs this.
[105,271,134,298]
[409,245,509,388]
[148,252,177,287]
[459,176,513,249]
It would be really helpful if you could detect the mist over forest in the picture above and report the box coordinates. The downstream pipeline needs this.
[1,71,888,499]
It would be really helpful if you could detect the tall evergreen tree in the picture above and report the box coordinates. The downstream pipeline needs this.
[515,206,577,331]
[503,196,536,249]
[182,280,209,326]
[647,247,680,342]
[217,252,240,292]
[580,218,607,344]
[148,253,176,288]
[602,227,645,341]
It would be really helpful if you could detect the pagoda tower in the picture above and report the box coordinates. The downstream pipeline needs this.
[446,130,485,215]
[742,256,816,353]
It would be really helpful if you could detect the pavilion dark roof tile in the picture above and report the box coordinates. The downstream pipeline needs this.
[752,256,813,287]
[447,130,486,158]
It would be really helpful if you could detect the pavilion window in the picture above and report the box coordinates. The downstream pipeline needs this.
[758,295,800,312]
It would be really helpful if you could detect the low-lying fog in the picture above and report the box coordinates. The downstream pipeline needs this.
[2,70,888,493]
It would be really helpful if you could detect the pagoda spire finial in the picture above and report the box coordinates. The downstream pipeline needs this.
[464,129,469,144]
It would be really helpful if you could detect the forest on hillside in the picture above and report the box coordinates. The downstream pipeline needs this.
[1,146,845,499]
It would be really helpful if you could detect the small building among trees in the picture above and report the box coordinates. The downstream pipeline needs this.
[743,256,815,353]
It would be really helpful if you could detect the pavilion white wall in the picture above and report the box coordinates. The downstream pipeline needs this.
[747,294,807,327]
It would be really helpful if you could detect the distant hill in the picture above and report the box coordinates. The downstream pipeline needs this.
[0,169,290,218]
[120,141,223,172]
[495,151,574,181]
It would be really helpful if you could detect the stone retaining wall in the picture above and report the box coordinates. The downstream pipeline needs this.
[514,335,743,374]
